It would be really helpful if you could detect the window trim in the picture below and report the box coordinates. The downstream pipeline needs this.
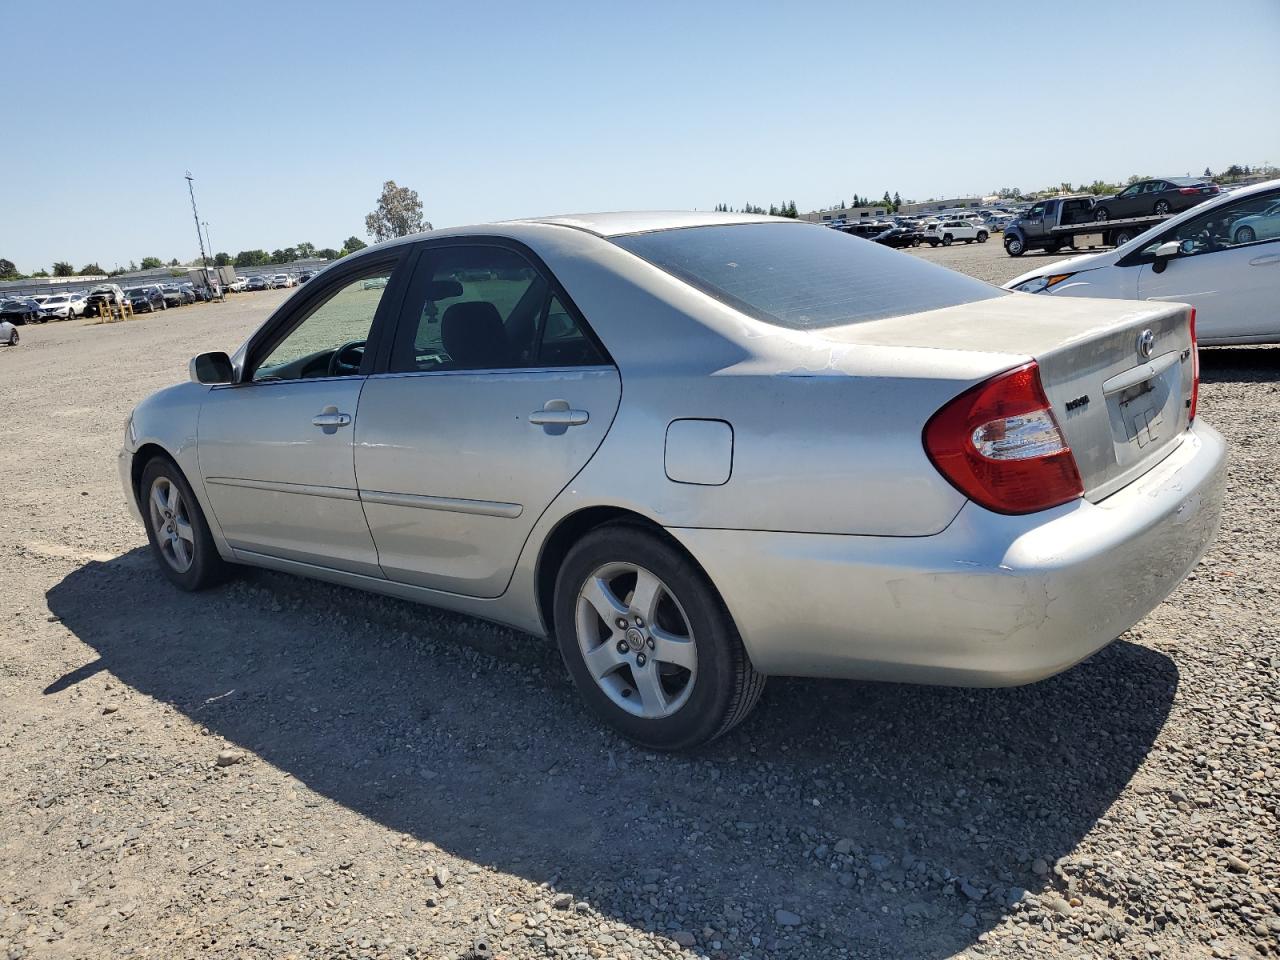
[239,247,412,384]
[385,235,614,376]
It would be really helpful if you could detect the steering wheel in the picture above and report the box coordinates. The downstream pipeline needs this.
[328,340,366,377]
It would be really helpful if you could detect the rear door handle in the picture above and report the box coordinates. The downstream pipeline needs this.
[529,399,589,428]
[312,406,352,432]
[1249,254,1280,266]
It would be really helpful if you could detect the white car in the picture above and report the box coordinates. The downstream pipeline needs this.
[272,274,293,289]
[923,219,989,247]
[38,293,87,320]
[1006,179,1280,344]
[0,319,17,346]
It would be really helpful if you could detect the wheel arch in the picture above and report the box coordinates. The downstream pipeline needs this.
[130,442,178,504]
[534,505,716,637]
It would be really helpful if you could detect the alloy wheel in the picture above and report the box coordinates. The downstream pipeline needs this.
[148,476,196,573]
[575,562,697,719]
[1236,227,1255,244]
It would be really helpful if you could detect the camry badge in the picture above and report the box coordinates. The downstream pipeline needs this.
[1137,329,1155,359]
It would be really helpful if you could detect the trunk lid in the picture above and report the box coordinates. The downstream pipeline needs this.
[814,293,1196,500]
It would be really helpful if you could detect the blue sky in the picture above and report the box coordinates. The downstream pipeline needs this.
[3,0,1278,272]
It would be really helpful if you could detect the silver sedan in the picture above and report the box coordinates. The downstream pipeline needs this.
[120,212,1226,749]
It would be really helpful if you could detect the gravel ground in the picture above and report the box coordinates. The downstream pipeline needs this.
[1,248,1277,960]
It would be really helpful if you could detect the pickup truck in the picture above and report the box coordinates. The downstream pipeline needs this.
[1002,195,1168,257]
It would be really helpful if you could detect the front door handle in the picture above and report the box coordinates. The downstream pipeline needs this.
[312,405,352,433]
[529,398,589,432]
[1249,254,1280,266]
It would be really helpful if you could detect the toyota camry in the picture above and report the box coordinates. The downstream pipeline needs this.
[120,212,1226,749]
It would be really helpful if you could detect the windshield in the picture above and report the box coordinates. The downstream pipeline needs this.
[46,296,67,304]
[612,223,1004,330]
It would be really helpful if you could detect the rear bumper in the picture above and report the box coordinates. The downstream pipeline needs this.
[671,420,1226,686]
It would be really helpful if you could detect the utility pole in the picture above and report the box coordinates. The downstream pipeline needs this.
[185,172,218,300]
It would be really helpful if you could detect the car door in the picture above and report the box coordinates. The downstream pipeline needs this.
[197,252,409,575]
[1110,183,1143,218]
[354,239,621,597]
[1135,187,1280,342]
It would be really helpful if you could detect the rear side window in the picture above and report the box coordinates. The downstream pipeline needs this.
[613,223,1004,330]
[391,245,604,372]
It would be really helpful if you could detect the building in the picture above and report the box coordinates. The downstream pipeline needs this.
[799,205,889,224]
[897,197,983,215]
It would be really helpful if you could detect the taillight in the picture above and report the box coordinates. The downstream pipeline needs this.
[1178,187,1198,195]
[923,362,1083,515]
[1188,308,1199,422]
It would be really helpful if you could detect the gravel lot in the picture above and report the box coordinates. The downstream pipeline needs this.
[1,245,1277,960]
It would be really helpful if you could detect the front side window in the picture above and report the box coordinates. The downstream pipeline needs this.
[251,267,392,382]
[1139,189,1280,259]
[392,246,602,372]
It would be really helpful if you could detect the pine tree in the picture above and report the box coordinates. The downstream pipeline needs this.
[893,191,902,211]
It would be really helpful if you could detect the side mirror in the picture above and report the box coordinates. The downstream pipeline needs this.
[1154,241,1181,259]
[190,351,235,385]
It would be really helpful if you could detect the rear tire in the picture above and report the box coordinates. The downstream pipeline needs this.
[1111,228,1136,247]
[553,523,765,751]
[140,456,231,592]
[1094,207,1110,221]
[7,330,17,346]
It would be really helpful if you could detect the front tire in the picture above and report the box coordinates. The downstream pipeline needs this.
[553,524,764,750]
[942,234,953,246]
[1094,207,1110,222]
[1235,226,1256,244]
[1154,199,1170,216]
[140,457,230,591]
[7,330,17,346]
[1005,235,1025,256]
[977,231,988,243]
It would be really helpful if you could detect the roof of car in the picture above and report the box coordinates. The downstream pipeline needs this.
[505,210,795,238]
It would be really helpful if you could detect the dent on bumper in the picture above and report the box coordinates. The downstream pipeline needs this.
[671,421,1227,686]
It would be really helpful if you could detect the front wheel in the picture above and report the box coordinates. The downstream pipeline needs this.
[942,234,953,246]
[977,231,988,243]
[1094,207,1110,222]
[7,330,17,346]
[1235,226,1256,244]
[1005,235,1026,256]
[1154,199,1170,216]
[554,524,765,750]
[140,457,231,591]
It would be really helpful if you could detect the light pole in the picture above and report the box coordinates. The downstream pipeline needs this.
[184,171,209,274]
[202,221,215,263]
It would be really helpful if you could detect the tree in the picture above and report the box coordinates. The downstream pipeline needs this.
[364,180,430,241]
[786,200,798,218]
[344,235,367,254]
[53,261,74,277]
[140,256,163,270]
[79,263,105,276]
[234,249,271,267]
[0,258,19,280]
[315,247,341,261]
[270,247,298,264]
[1203,167,1213,177]
[892,191,902,212]
[295,242,316,259]
[213,252,232,267]
[30,270,50,278]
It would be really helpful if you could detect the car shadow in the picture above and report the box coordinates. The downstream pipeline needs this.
[1199,344,1280,384]
[45,550,1176,958]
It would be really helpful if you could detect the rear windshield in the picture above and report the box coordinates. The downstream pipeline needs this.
[613,222,1005,329]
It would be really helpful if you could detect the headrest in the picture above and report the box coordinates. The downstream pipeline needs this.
[441,302,507,367]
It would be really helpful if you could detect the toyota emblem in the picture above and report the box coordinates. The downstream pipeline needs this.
[1137,329,1155,359]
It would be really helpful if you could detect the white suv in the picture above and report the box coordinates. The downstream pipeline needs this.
[924,219,989,247]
